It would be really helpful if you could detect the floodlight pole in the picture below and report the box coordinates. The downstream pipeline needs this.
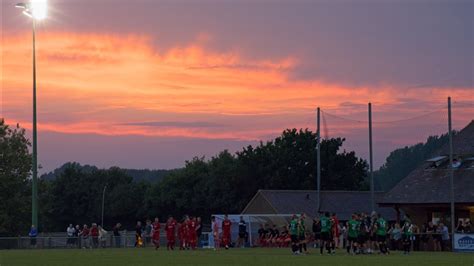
[101,185,107,227]
[448,97,455,248]
[368,102,374,212]
[31,17,39,229]
[316,107,321,212]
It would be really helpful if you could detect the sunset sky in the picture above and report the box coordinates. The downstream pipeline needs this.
[1,0,473,173]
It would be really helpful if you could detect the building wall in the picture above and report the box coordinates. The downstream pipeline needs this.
[400,206,430,226]
[400,205,473,228]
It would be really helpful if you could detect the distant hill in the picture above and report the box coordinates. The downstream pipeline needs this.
[374,132,452,191]
[41,162,176,183]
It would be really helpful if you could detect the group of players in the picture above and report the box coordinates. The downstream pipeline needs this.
[138,212,415,256]
[257,224,292,248]
[136,216,203,250]
[286,211,414,255]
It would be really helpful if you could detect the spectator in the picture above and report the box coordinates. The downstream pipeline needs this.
[271,224,280,247]
[455,220,464,233]
[433,223,442,251]
[66,224,75,248]
[426,221,435,251]
[98,225,108,248]
[81,224,90,249]
[465,220,472,233]
[90,223,99,248]
[420,223,429,251]
[237,216,247,248]
[440,223,450,251]
[257,224,267,247]
[389,223,401,250]
[113,223,122,248]
[29,225,38,248]
[412,224,420,251]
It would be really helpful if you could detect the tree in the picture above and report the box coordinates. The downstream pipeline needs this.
[145,128,369,220]
[237,129,368,192]
[0,120,32,236]
[43,163,149,231]
[374,132,452,191]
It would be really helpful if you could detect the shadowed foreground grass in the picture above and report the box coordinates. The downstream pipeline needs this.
[1,248,473,266]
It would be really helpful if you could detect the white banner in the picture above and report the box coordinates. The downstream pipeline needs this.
[454,233,474,252]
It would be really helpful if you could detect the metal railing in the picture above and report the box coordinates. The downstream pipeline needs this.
[0,232,212,250]
[0,232,466,251]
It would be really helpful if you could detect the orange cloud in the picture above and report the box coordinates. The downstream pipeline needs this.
[1,31,473,141]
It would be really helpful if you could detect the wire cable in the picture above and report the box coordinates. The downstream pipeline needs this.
[320,107,446,124]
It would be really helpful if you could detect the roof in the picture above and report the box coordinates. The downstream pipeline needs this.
[242,190,398,220]
[437,120,474,156]
[382,121,474,205]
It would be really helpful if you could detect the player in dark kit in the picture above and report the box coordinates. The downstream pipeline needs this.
[402,215,413,255]
[222,214,232,249]
[358,214,369,254]
[134,221,143,247]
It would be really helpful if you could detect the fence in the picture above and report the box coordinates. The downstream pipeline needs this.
[0,232,211,250]
[3,232,469,252]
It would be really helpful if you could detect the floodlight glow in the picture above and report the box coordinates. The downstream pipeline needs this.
[30,0,47,20]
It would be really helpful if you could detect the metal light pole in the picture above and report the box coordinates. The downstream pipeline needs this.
[316,107,321,212]
[15,0,47,229]
[101,185,107,227]
[448,97,455,248]
[368,102,374,212]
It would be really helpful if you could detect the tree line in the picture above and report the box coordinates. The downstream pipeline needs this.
[2,120,369,235]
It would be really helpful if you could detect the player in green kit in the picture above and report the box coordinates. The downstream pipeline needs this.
[289,215,299,254]
[375,213,389,255]
[319,212,333,255]
[346,213,360,255]
[297,214,308,254]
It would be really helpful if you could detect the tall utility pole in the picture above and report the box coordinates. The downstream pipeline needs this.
[31,15,39,230]
[101,185,107,227]
[316,107,321,212]
[15,0,48,230]
[448,97,455,247]
[368,103,374,212]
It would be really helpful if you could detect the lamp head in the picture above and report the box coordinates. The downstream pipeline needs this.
[15,0,47,20]
[15,2,27,9]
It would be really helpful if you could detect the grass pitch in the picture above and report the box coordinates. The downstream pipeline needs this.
[1,248,473,266]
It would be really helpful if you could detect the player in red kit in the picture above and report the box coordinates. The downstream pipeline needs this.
[152,217,161,250]
[178,221,186,250]
[331,213,340,253]
[222,214,232,249]
[187,217,198,250]
[165,216,176,250]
